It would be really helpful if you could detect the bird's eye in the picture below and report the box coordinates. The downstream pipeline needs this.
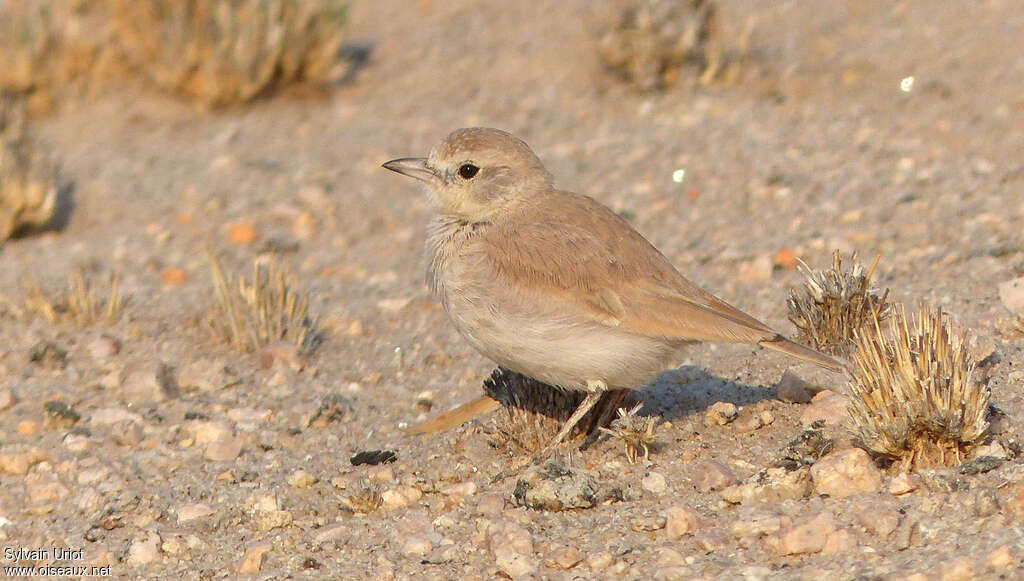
[458,163,480,180]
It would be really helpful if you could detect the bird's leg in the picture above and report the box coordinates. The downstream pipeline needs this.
[547,381,606,450]
[580,389,627,450]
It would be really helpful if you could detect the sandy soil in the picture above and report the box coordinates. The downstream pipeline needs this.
[2,0,1024,579]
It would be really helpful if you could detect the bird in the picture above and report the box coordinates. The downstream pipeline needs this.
[383,127,844,451]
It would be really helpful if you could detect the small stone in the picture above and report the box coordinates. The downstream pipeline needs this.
[127,530,161,566]
[691,460,738,492]
[889,472,919,495]
[731,508,790,538]
[998,276,1024,314]
[16,420,38,435]
[0,388,16,411]
[237,541,272,574]
[204,437,243,461]
[381,486,423,509]
[759,410,776,426]
[586,551,615,571]
[721,467,813,504]
[800,391,848,427]
[253,510,293,531]
[87,335,121,361]
[441,481,478,502]
[228,220,260,245]
[939,556,975,581]
[664,506,701,539]
[642,471,668,494]
[734,412,765,433]
[704,402,738,426]
[776,513,836,555]
[855,501,902,537]
[251,493,280,513]
[548,545,583,569]
[513,461,601,511]
[822,529,856,554]
[187,420,232,445]
[160,267,188,285]
[488,520,536,578]
[311,524,348,546]
[0,449,47,475]
[696,530,730,552]
[287,470,317,488]
[775,370,822,404]
[811,448,882,497]
[121,362,179,403]
[177,503,215,523]
[987,545,1015,569]
[656,547,688,567]
[110,419,144,446]
[26,477,70,504]
[476,493,505,515]
[401,536,433,557]
[62,432,91,452]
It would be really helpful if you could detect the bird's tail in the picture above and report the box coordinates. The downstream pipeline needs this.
[759,336,848,374]
[404,395,501,435]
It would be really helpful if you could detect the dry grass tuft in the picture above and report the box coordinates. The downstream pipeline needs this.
[108,0,351,107]
[598,403,658,464]
[19,270,123,326]
[0,1,119,114]
[483,367,631,455]
[0,97,60,239]
[597,0,749,91]
[206,253,321,355]
[787,251,890,356]
[848,304,990,471]
[0,0,351,111]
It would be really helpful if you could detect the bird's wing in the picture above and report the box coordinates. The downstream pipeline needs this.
[481,192,779,344]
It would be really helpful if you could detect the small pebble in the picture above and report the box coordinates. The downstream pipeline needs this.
[287,470,317,488]
[0,388,16,411]
[811,448,883,497]
[799,391,848,427]
[177,503,215,523]
[126,530,161,566]
[237,541,272,574]
[888,472,919,496]
[776,512,836,555]
[998,276,1024,314]
[775,370,821,404]
[204,437,243,461]
[488,520,536,578]
[704,402,738,426]
[691,460,738,492]
[401,536,433,557]
[110,420,144,447]
[548,545,583,569]
[642,471,668,494]
[664,506,701,539]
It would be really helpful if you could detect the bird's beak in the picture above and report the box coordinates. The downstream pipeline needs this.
[382,157,436,184]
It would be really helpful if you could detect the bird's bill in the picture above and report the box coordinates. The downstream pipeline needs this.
[382,157,436,184]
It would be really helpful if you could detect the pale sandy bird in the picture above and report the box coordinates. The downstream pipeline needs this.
[383,128,843,450]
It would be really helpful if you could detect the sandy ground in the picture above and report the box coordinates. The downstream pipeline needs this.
[2,0,1024,579]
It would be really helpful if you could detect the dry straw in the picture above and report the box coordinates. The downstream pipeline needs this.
[848,304,990,471]
[598,403,658,464]
[19,270,123,326]
[483,367,630,455]
[206,253,320,354]
[787,251,890,356]
[0,97,59,240]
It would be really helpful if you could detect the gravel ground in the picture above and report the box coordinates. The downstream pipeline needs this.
[2,1,1024,579]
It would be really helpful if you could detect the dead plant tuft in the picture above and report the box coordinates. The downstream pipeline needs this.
[598,403,658,463]
[483,367,631,455]
[206,253,321,355]
[108,0,352,107]
[597,0,748,91]
[848,304,990,471]
[1,97,59,240]
[787,251,890,356]
[22,270,123,326]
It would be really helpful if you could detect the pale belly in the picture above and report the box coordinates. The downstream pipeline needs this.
[440,286,675,391]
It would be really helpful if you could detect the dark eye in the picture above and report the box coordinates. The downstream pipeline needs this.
[458,163,480,180]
